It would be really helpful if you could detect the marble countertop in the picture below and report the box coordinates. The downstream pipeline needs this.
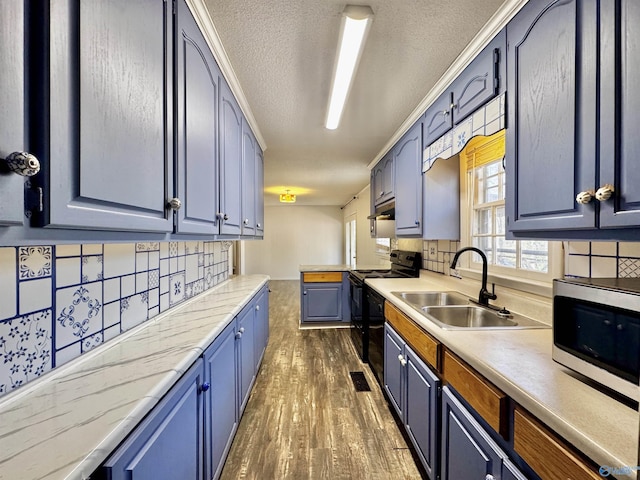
[366,271,638,476]
[0,274,269,480]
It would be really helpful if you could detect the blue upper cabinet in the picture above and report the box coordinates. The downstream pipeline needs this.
[372,152,394,207]
[394,118,423,237]
[241,119,256,236]
[506,0,597,236]
[46,0,174,233]
[175,0,221,235]
[507,0,640,239]
[219,81,244,236]
[0,2,26,226]
[255,146,264,236]
[424,30,505,148]
[450,30,505,124]
[598,0,640,230]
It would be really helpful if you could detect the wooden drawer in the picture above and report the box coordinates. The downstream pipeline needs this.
[442,349,507,438]
[514,407,601,480]
[302,272,342,283]
[384,301,440,371]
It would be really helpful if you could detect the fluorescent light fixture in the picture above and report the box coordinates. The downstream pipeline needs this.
[325,5,374,130]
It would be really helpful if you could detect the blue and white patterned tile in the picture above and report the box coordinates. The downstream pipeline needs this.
[81,255,103,283]
[205,267,214,289]
[55,282,103,351]
[55,257,81,288]
[453,118,473,155]
[149,270,160,289]
[0,310,52,395]
[619,258,640,278]
[169,242,178,257]
[198,252,204,267]
[169,273,186,306]
[0,248,17,322]
[121,292,148,331]
[19,278,51,315]
[19,246,52,279]
[81,331,103,353]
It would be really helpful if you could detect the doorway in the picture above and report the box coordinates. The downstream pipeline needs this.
[345,215,356,268]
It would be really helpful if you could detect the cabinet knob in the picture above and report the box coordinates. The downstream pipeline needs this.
[200,382,210,392]
[379,191,385,197]
[303,291,307,295]
[167,197,182,210]
[595,184,614,202]
[235,331,242,339]
[398,354,407,367]
[243,218,249,225]
[485,475,495,480]
[442,110,450,116]
[257,223,262,228]
[217,212,229,221]
[255,305,260,311]
[575,190,595,205]
[2,151,40,177]
[239,327,245,334]
[415,220,420,225]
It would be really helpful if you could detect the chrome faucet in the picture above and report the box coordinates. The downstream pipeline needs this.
[450,247,497,306]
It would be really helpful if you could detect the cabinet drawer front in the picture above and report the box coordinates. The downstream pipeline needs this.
[384,302,440,371]
[442,350,507,437]
[514,407,601,480]
[303,272,342,283]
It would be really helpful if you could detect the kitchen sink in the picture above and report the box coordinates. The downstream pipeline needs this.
[392,291,471,307]
[391,291,550,330]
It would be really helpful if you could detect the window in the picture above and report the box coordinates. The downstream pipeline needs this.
[460,131,561,287]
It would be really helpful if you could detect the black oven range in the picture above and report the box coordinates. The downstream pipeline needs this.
[348,250,421,385]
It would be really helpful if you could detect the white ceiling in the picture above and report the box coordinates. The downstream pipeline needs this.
[203,0,508,207]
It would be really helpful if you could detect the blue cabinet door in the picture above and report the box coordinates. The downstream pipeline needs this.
[405,346,439,480]
[394,119,423,237]
[383,324,404,418]
[372,152,394,206]
[203,321,238,480]
[255,147,264,236]
[175,0,220,235]
[253,286,269,369]
[451,30,505,124]
[103,360,204,480]
[0,1,26,226]
[505,0,598,235]
[441,386,503,480]
[599,0,640,228]
[219,81,243,235]
[237,302,256,414]
[301,283,343,322]
[423,91,453,148]
[241,119,256,236]
[47,0,174,232]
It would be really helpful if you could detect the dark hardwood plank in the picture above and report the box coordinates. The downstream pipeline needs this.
[220,280,422,480]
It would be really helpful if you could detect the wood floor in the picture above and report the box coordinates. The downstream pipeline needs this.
[220,280,423,480]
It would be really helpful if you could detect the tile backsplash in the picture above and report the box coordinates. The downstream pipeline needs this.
[565,241,640,278]
[422,240,461,275]
[0,241,231,398]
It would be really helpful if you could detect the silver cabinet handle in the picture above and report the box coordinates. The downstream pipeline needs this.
[167,198,182,210]
[217,212,229,221]
[3,151,40,176]
[595,184,614,202]
[575,190,595,204]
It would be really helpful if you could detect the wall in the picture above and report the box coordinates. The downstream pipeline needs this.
[0,241,230,399]
[243,205,343,279]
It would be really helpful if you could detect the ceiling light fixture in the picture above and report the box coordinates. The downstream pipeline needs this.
[279,190,296,203]
[325,5,374,130]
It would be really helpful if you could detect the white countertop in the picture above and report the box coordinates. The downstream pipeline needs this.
[0,274,269,480]
[366,271,638,476]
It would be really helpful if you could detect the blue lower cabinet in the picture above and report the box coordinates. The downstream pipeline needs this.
[441,386,507,480]
[253,286,270,370]
[204,321,238,480]
[102,359,205,480]
[237,301,256,414]
[384,323,440,479]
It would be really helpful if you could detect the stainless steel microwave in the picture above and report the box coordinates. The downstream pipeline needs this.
[553,277,640,402]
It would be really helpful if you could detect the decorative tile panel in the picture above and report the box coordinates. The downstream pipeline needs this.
[565,241,640,278]
[0,240,230,399]
[422,240,460,276]
[619,258,640,278]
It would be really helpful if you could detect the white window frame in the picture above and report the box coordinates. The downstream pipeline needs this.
[458,150,563,297]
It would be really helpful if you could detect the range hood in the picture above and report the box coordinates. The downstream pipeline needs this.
[367,200,395,220]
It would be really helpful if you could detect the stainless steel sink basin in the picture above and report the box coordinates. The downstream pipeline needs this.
[422,305,550,330]
[392,291,470,307]
[391,291,550,330]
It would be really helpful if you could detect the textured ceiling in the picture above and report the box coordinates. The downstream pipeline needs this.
[203,0,507,206]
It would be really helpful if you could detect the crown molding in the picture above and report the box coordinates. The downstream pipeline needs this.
[186,0,267,151]
[367,0,529,169]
